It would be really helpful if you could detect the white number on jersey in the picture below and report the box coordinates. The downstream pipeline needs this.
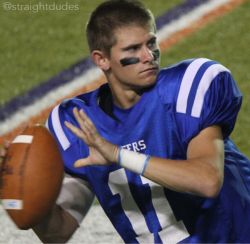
[108,168,189,243]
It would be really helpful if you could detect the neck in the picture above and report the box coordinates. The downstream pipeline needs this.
[111,86,143,109]
[105,72,153,109]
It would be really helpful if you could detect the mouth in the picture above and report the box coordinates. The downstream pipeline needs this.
[140,66,159,73]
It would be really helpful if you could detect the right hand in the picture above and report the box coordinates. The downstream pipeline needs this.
[64,107,119,168]
[0,124,29,169]
[0,141,11,168]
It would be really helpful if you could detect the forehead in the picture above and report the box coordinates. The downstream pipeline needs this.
[113,25,156,48]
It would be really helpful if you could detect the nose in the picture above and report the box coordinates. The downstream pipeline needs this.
[141,47,154,63]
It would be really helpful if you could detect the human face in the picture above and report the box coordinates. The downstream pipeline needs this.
[107,25,160,91]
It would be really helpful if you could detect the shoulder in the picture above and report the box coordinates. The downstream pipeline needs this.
[156,58,242,143]
[156,58,235,115]
[157,58,231,90]
[158,58,230,80]
[46,87,100,150]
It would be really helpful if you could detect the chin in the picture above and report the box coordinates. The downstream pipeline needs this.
[135,78,157,91]
[144,74,158,86]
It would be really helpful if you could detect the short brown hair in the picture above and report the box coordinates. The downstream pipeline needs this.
[86,0,156,57]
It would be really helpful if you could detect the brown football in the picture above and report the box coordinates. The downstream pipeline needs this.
[0,124,64,230]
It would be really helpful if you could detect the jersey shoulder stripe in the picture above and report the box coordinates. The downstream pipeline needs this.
[176,58,210,114]
[191,63,230,117]
[176,58,230,118]
[47,94,95,151]
[48,104,71,151]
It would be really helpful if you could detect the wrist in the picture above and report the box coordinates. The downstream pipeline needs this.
[113,145,120,163]
[117,147,151,175]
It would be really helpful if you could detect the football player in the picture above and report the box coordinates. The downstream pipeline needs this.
[1,0,250,243]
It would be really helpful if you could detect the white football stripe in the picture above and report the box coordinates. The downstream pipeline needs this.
[51,105,70,151]
[191,64,230,118]
[176,58,210,114]
[0,67,103,137]
[156,0,234,42]
[12,135,33,144]
[2,199,23,210]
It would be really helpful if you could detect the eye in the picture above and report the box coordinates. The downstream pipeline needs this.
[147,39,157,49]
[127,45,140,52]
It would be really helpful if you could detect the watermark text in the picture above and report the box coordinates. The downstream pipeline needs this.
[3,2,79,13]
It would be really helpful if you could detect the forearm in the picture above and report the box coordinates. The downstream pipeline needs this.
[32,204,79,243]
[116,148,222,197]
[115,125,224,198]
[143,156,223,198]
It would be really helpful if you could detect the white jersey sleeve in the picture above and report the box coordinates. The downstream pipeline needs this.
[56,174,95,224]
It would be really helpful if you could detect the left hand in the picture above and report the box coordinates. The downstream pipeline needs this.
[64,107,119,168]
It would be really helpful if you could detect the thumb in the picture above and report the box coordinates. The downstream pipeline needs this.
[74,157,92,168]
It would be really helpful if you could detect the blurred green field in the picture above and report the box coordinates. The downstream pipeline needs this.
[0,0,250,158]
[0,0,185,105]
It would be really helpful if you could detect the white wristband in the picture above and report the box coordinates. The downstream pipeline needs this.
[118,147,151,175]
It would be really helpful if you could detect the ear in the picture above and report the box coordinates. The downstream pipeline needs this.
[91,50,110,71]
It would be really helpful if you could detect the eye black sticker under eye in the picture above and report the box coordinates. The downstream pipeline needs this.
[120,57,140,67]
[152,49,160,60]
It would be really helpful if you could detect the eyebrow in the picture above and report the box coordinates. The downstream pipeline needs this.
[121,36,157,51]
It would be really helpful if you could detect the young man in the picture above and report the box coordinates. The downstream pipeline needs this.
[2,0,250,243]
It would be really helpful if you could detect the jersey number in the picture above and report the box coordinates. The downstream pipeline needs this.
[108,168,189,243]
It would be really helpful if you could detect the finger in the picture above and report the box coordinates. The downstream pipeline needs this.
[78,109,99,136]
[71,108,99,141]
[72,108,86,131]
[0,148,7,158]
[64,121,86,140]
[74,157,92,168]
[79,109,94,127]
[1,141,11,157]
[4,141,11,149]
[73,108,93,131]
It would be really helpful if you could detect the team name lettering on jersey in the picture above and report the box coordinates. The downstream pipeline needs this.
[121,140,146,152]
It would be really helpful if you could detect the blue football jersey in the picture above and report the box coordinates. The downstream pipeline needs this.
[47,58,250,243]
